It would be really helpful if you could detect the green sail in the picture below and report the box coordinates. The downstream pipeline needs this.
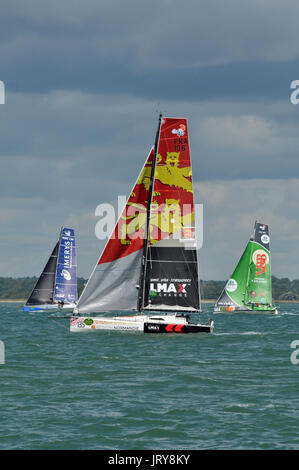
[214,222,275,312]
[244,242,272,309]
[225,241,253,308]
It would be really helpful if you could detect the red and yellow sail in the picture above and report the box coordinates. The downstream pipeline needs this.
[149,117,194,244]
[99,117,194,263]
[76,117,199,314]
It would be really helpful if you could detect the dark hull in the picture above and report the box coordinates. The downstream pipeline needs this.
[144,322,213,333]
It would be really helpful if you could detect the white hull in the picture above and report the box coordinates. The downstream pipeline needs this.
[23,303,76,313]
[214,306,278,315]
[70,314,214,333]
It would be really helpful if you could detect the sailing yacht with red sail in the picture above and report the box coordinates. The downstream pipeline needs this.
[70,115,213,333]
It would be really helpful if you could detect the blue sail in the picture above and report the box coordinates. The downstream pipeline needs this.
[53,227,78,304]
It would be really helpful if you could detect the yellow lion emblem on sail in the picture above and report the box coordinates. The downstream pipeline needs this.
[136,152,192,193]
[119,198,194,245]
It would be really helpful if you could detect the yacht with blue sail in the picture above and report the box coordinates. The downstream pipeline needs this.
[23,227,78,313]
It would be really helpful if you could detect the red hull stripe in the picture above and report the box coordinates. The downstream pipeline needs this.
[166,324,175,332]
[174,324,183,332]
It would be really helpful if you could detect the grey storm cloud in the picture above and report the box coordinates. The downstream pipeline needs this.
[1,0,299,99]
[0,92,298,195]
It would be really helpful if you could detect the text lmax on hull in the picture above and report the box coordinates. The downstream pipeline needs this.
[23,227,78,313]
[70,115,213,333]
[214,221,278,314]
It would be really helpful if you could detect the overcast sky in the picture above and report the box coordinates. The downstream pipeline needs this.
[0,0,299,281]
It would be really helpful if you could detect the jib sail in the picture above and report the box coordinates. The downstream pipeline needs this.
[75,149,154,313]
[25,242,59,305]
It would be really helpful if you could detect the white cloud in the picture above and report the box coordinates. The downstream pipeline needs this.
[197,114,295,155]
[196,178,299,281]
[0,195,102,278]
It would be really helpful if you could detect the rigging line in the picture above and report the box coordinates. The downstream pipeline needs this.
[194,241,210,320]
[138,113,162,312]
[181,244,202,313]
[244,241,254,305]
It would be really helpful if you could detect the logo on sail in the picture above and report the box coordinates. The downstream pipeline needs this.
[61,269,71,280]
[136,151,193,193]
[252,249,269,277]
[149,280,190,297]
[261,234,270,244]
[226,278,238,292]
[182,227,195,239]
[171,125,185,136]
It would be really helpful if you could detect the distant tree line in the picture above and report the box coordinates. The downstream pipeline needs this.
[200,276,299,301]
[0,275,298,301]
[0,277,87,300]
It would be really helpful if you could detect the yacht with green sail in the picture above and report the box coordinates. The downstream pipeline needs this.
[214,222,278,314]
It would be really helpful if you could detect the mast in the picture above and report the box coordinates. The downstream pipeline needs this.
[141,117,200,313]
[137,113,162,313]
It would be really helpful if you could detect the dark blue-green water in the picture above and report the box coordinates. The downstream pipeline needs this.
[0,302,298,450]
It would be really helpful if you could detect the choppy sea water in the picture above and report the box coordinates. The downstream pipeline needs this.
[0,302,298,450]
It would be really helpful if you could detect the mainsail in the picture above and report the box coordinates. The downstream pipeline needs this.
[75,115,201,314]
[214,222,273,312]
[53,227,78,304]
[142,117,200,312]
[25,227,77,306]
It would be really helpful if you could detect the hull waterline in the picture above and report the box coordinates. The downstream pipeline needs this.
[23,303,76,314]
[214,307,278,314]
[70,314,214,333]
